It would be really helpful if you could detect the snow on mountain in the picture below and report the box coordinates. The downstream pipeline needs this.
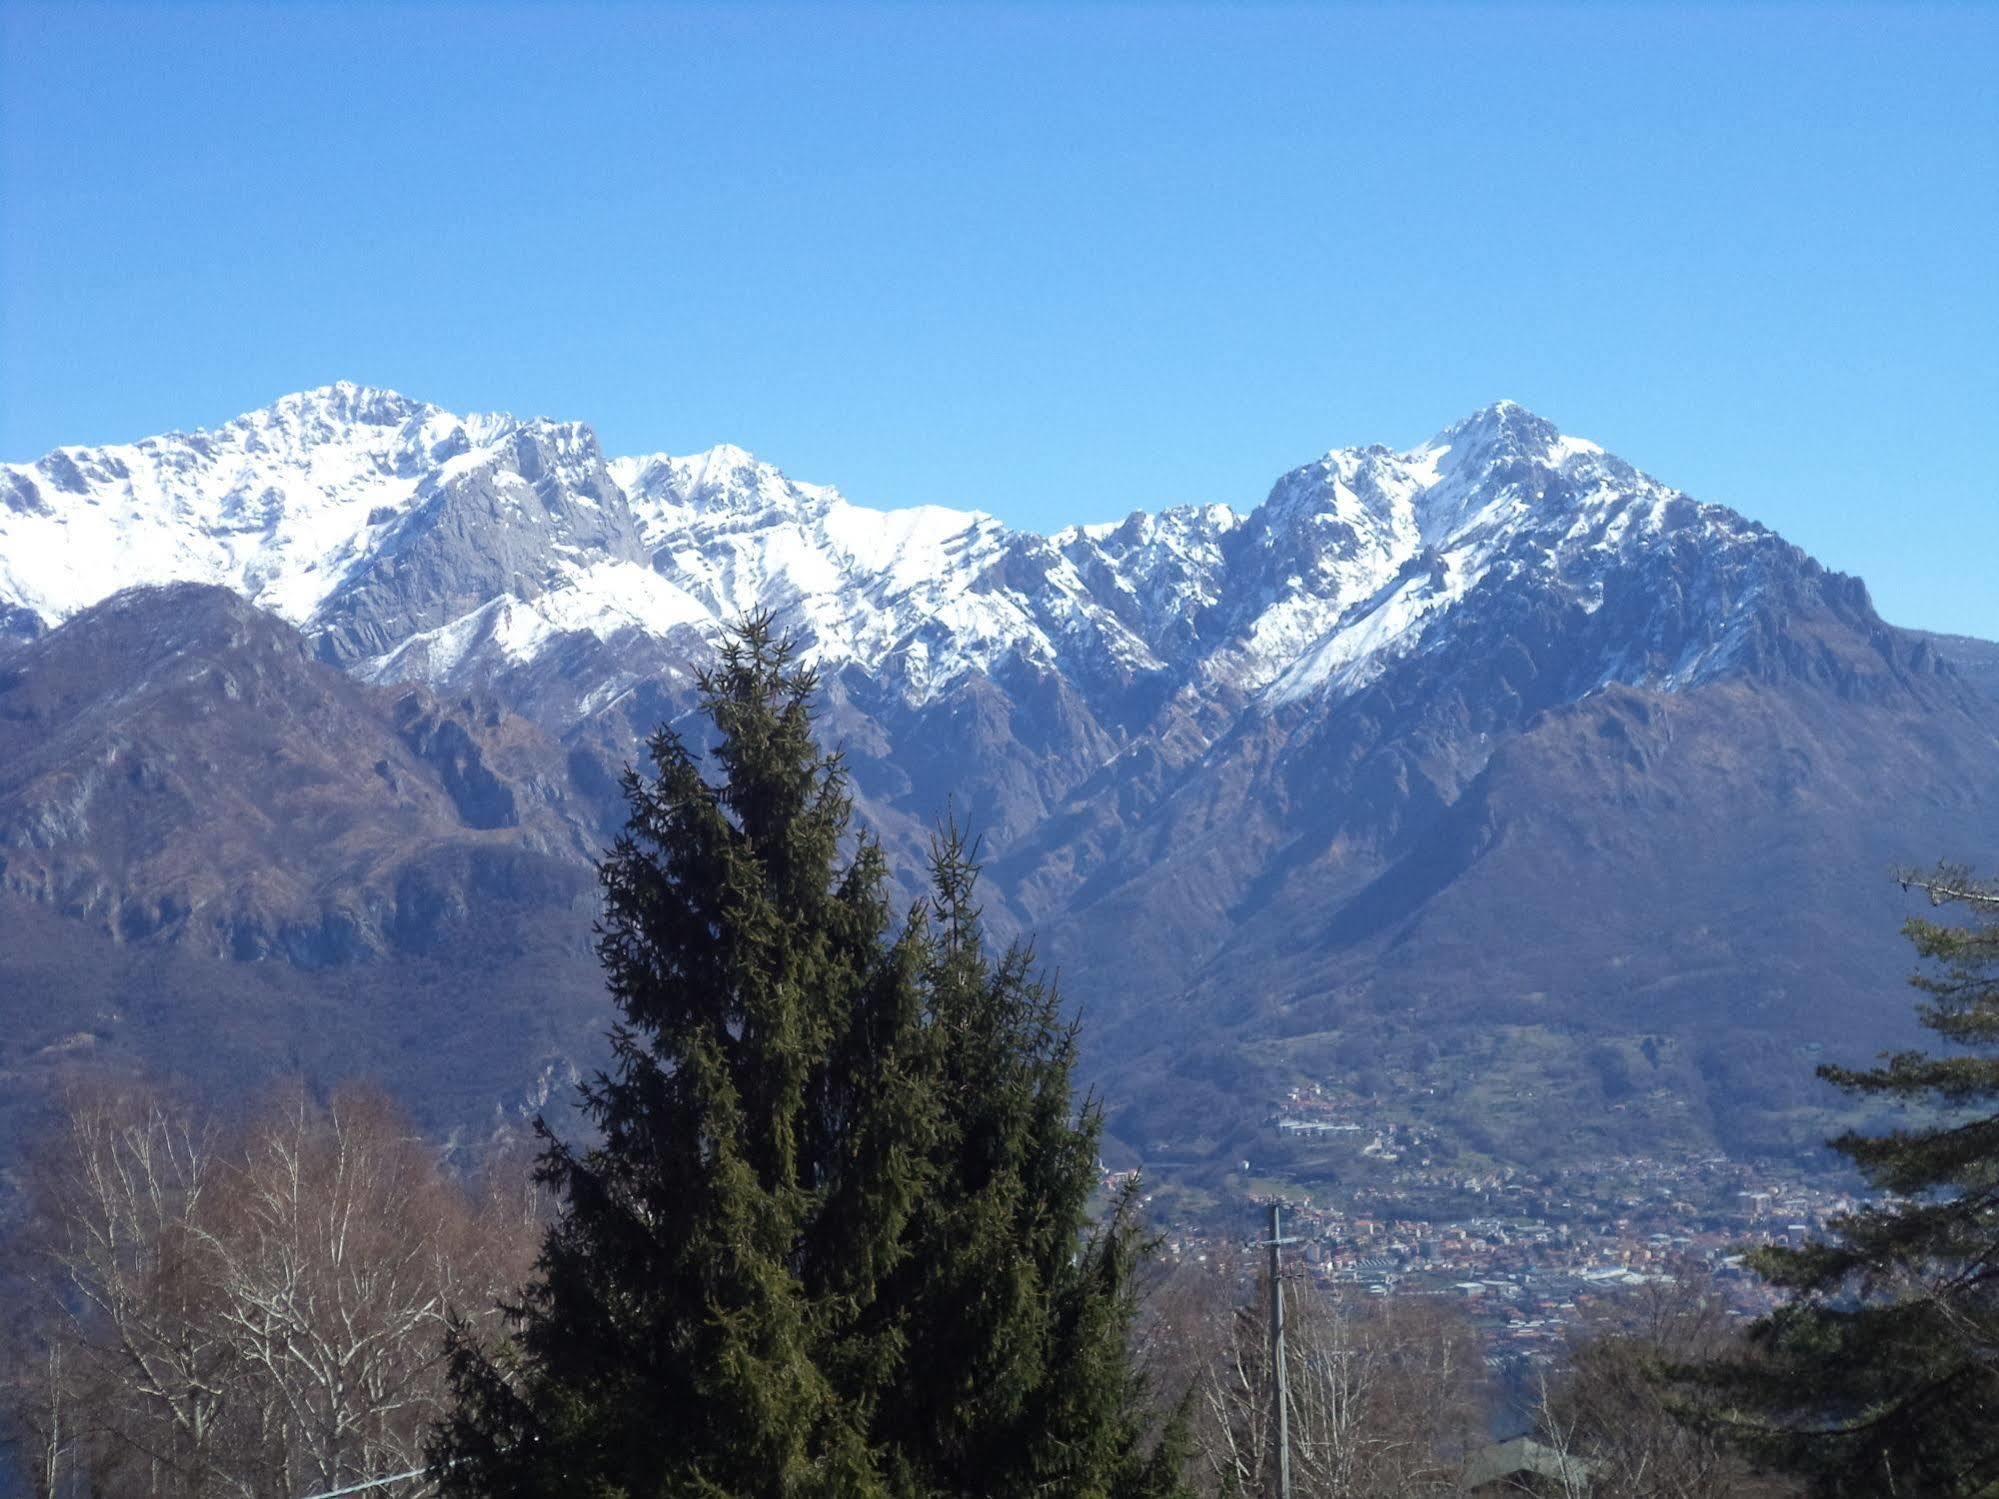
[1,385,1790,721]
[1239,400,1766,703]
[4,395,1987,1223]
[0,385,499,631]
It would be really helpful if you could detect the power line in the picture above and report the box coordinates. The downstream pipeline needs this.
[297,1464,435,1498]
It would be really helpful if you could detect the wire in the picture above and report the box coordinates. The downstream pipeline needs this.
[297,1464,436,1498]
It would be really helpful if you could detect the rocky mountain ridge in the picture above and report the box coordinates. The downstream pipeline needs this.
[1,387,1804,722]
[4,386,1995,1177]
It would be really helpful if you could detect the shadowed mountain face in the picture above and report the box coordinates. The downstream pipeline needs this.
[0,584,614,963]
[2,389,1995,1182]
[0,585,616,1160]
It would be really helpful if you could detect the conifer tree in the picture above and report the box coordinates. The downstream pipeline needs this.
[434,617,1188,1499]
[876,831,1191,1498]
[1678,865,1999,1496]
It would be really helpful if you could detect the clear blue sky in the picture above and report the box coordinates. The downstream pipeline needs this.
[4,2,1994,635]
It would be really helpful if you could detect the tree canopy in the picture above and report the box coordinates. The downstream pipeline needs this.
[434,616,1188,1499]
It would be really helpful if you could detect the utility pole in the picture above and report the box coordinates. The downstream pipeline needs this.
[1262,1202,1299,1499]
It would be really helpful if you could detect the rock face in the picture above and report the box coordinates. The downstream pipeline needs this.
[0,583,604,964]
[3,386,1996,1171]
[1910,630,1999,699]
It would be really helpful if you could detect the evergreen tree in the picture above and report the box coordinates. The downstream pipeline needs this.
[876,830,1191,1498]
[1678,865,1999,1495]
[434,617,1187,1499]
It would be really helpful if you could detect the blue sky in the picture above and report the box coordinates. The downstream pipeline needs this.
[4,2,1994,634]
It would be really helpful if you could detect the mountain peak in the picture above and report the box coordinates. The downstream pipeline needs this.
[1405,401,1612,496]
[1424,399,1561,456]
[680,442,766,488]
[245,382,432,433]
[695,441,757,467]
[639,443,839,519]
[292,379,403,403]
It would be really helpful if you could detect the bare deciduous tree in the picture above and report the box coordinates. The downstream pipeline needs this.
[24,1086,231,1497]
[2,1081,539,1499]
[1145,1250,1484,1497]
[1540,1266,1802,1499]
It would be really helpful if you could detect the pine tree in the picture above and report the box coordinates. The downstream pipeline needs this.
[875,831,1191,1498]
[433,617,1188,1499]
[1677,865,1999,1496]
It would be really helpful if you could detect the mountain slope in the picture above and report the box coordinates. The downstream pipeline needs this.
[1074,668,1994,1169]
[0,584,613,962]
[0,584,619,1167]
[4,387,1995,1184]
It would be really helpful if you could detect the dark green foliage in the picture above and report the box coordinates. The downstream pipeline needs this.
[433,616,1188,1498]
[1677,865,1999,1496]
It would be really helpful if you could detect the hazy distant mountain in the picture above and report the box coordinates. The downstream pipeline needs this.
[4,387,1995,1181]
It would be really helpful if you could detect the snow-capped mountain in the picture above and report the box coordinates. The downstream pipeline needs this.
[0,384,1790,730]
[4,383,1994,1178]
